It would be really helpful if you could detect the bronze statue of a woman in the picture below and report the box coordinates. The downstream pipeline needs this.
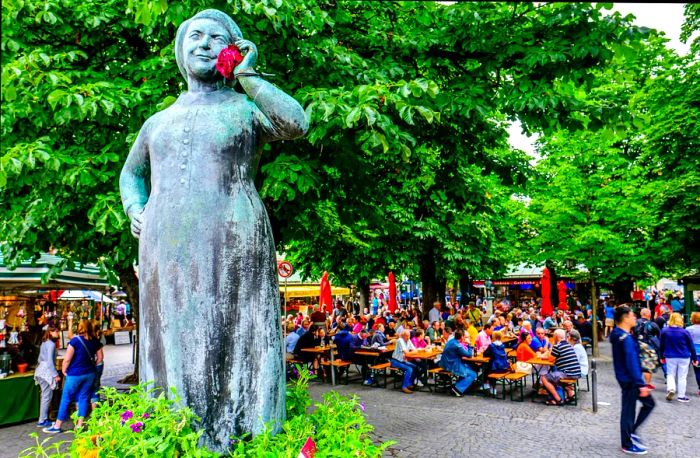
[119,9,307,452]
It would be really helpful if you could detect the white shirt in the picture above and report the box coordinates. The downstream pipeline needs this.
[572,343,589,376]
[429,307,441,324]
[392,337,416,362]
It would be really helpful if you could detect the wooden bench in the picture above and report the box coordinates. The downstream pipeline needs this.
[505,372,528,402]
[321,360,352,385]
[428,367,453,394]
[487,372,510,399]
[369,362,391,388]
[560,378,579,406]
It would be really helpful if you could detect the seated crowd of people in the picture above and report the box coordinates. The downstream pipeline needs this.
[282,298,592,401]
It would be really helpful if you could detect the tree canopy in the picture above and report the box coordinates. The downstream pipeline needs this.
[2,0,694,316]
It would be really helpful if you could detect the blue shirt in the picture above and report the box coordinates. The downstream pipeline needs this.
[605,306,615,319]
[530,335,549,352]
[543,316,555,330]
[285,332,300,353]
[659,327,697,361]
[66,336,101,376]
[610,327,645,387]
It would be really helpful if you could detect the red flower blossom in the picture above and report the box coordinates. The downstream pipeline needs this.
[216,45,243,80]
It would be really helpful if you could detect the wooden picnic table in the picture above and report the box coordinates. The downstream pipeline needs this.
[526,357,555,366]
[464,354,490,364]
[405,348,442,359]
[300,345,337,354]
[526,356,555,390]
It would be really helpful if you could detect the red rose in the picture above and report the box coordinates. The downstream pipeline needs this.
[216,45,243,80]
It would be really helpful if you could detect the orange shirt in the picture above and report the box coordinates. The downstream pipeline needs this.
[516,342,537,362]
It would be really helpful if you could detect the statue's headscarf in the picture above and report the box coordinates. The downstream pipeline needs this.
[175,9,243,81]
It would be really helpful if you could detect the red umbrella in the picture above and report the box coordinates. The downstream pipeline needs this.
[388,272,398,313]
[557,281,568,311]
[319,271,333,313]
[541,267,553,317]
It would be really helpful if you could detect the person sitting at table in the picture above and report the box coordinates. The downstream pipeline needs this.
[567,330,589,379]
[563,320,574,334]
[427,320,440,343]
[333,323,354,361]
[349,329,374,385]
[483,330,511,394]
[293,325,321,374]
[474,323,493,354]
[465,319,479,347]
[516,331,538,362]
[442,326,454,344]
[521,320,535,338]
[440,330,477,397]
[390,330,420,394]
[543,314,556,330]
[411,329,429,349]
[530,328,552,354]
[371,324,390,347]
[285,323,300,360]
[573,314,593,345]
[541,329,581,405]
[296,318,311,336]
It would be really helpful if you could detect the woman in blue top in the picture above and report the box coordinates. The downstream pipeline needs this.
[44,320,104,434]
[604,302,616,339]
[659,313,698,403]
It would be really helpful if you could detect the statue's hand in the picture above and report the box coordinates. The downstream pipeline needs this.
[233,39,258,75]
[128,207,144,239]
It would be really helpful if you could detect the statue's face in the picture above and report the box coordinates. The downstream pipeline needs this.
[183,18,231,80]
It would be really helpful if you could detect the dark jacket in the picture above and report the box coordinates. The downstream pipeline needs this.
[333,329,354,361]
[293,330,317,356]
[659,327,697,361]
[371,331,388,347]
[610,327,645,387]
[484,342,509,372]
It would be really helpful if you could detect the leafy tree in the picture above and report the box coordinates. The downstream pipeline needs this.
[1,0,650,328]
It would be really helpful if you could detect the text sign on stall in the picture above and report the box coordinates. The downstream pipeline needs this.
[278,261,293,279]
[114,331,131,345]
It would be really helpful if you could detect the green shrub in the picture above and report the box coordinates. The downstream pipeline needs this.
[20,368,393,457]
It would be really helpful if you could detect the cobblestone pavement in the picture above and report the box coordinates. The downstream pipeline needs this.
[308,343,699,458]
[3,342,698,458]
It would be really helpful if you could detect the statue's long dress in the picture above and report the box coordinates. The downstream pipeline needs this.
[120,87,305,451]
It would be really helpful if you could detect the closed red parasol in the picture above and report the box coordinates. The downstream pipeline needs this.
[319,271,333,313]
[541,267,553,317]
[388,272,398,313]
[557,281,568,311]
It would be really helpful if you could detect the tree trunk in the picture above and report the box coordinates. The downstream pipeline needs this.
[458,271,471,305]
[357,277,370,314]
[419,249,441,319]
[116,264,139,383]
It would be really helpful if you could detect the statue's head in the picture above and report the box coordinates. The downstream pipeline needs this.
[175,9,243,82]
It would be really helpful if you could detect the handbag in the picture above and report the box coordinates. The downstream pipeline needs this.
[515,361,533,374]
[638,340,658,372]
[76,336,97,372]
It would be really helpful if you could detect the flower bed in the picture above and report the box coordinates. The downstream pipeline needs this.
[20,368,392,457]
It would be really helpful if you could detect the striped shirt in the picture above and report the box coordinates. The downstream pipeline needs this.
[552,341,581,378]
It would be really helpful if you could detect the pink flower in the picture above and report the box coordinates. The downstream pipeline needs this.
[142,412,150,419]
[130,421,144,433]
[359,402,366,412]
[120,410,133,425]
[216,45,243,80]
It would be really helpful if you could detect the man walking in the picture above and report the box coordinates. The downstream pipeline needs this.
[610,305,655,455]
